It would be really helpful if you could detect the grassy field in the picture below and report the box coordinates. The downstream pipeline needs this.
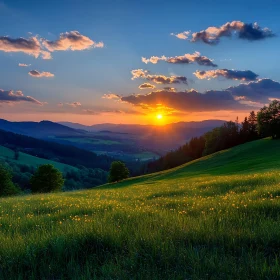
[0,145,78,173]
[1,138,280,279]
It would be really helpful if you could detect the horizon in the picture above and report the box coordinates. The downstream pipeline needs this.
[1,0,280,125]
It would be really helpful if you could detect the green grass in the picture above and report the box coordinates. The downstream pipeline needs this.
[1,138,280,279]
[0,145,78,172]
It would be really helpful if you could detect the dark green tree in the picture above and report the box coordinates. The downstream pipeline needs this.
[0,165,20,197]
[248,111,258,136]
[257,100,280,139]
[108,161,129,183]
[30,164,64,193]
[14,149,19,160]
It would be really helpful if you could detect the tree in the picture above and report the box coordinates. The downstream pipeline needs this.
[30,164,64,193]
[14,149,19,160]
[0,165,20,197]
[108,161,129,183]
[257,100,280,139]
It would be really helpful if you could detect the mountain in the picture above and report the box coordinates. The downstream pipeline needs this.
[0,119,83,138]
[59,120,226,133]
[1,138,278,279]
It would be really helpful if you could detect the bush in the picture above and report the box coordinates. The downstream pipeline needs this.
[30,164,64,193]
[0,165,21,197]
[108,161,129,183]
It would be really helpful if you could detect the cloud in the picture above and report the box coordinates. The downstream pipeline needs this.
[66,102,82,107]
[228,79,280,103]
[191,21,275,45]
[102,93,121,99]
[28,70,55,78]
[42,31,104,52]
[131,69,188,84]
[19,63,31,67]
[194,69,258,81]
[0,36,51,59]
[142,55,167,64]
[121,89,245,112]
[0,89,43,105]
[82,109,98,115]
[139,83,155,89]
[170,31,190,40]
[163,87,176,92]
[120,79,280,113]
[142,52,217,67]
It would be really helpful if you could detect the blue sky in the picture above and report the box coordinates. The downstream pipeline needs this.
[1,0,280,124]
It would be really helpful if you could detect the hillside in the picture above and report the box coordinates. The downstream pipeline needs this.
[1,138,280,279]
[0,129,113,170]
[0,119,83,138]
[0,145,78,172]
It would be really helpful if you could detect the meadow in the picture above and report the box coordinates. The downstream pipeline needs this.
[1,138,280,279]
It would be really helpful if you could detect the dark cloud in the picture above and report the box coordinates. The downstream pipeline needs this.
[139,83,155,89]
[191,21,275,45]
[42,31,104,52]
[131,69,188,85]
[0,89,43,105]
[163,87,176,92]
[194,69,258,81]
[142,52,217,67]
[228,78,280,103]
[28,70,54,78]
[121,89,246,112]
[121,79,280,112]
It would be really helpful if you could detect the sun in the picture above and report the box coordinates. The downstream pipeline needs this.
[157,114,163,120]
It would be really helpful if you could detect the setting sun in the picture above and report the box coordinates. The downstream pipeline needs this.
[157,114,163,120]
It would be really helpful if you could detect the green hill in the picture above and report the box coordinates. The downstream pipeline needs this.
[0,145,78,172]
[1,138,280,279]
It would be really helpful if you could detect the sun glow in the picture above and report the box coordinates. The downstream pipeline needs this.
[157,114,163,120]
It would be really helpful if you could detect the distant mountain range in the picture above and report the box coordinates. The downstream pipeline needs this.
[0,118,227,159]
[59,120,226,134]
[0,119,83,138]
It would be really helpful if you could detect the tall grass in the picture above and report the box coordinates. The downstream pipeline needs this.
[1,138,280,279]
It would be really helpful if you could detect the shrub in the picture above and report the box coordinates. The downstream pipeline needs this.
[0,165,21,197]
[108,161,129,183]
[30,164,64,193]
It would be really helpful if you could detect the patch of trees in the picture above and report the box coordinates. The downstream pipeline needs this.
[0,160,108,194]
[147,106,265,173]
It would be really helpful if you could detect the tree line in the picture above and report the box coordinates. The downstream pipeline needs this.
[147,100,280,173]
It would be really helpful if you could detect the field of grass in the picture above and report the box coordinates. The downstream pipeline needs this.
[1,138,280,279]
[0,145,78,173]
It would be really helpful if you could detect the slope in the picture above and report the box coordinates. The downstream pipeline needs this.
[0,145,78,172]
[0,138,280,279]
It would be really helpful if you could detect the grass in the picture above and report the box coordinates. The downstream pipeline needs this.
[1,138,280,279]
[0,145,78,173]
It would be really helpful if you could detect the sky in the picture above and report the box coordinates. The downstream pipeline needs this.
[1,0,280,125]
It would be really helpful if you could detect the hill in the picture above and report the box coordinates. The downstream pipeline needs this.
[0,129,113,170]
[0,119,83,138]
[0,145,77,172]
[0,138,280,279]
